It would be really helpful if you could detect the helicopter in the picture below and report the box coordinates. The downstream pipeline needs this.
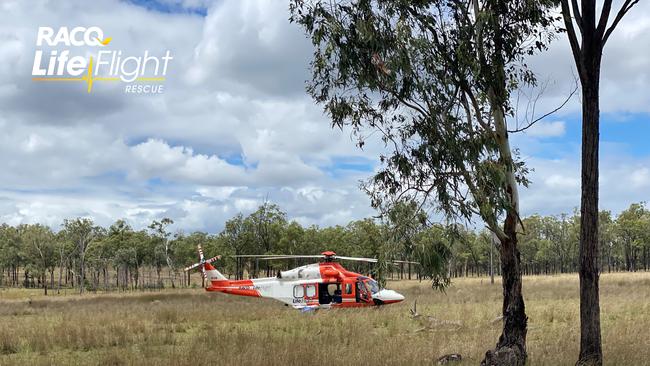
[184,245,411,310]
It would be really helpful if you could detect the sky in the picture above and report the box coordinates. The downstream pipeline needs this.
[0,0,648,233]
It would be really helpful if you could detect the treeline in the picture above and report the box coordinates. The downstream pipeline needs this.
[1,202,648,295]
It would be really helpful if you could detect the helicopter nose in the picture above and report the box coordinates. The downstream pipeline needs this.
[373,289,405,303]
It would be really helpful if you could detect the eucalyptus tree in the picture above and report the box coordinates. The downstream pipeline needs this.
[248,203,288,253]
[615,203,648,272]
[559,1,639,363]
[63,218,101,294]
[277,221,305,255]
[383,201,427,279]
[0,224,22,286]
[598,211,615,273]
[222,213,254,279]
[21,224,56,295]
[247,203,288,276]
[413,224,451,286]
[290,0,557,363]
[148,218,176,287]
[53,230,71,292]
[518,215,546,275]
[104,220,137,289]
[345,219,385,279]
[86,235,114,291]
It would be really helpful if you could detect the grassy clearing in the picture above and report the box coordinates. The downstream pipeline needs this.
[0,272,649,365]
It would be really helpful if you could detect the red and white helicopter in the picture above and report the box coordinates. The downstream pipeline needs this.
[184,245,409,310]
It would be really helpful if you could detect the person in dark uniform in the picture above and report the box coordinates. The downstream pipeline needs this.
[332,288,342,303]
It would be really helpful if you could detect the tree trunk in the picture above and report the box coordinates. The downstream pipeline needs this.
[79,241,85,294]
[481,61,527,363]
[482,211,527,366]
[490,236,495,284]
[577,60,603,366]
[135,265,139,289]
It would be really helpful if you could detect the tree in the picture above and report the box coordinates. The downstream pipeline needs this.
[247,203,287,276]
[53,230,72,293]
[519,215,546,275]
[63,218,99,294]
[413,224,452,286]
[149,218,175,288]
[615,203,648,272]
[21,224,55,295]
[0,224,22,286]
[598,211,615,273]
[104,220,138,290]
[222,213,254,280]
[345,219,385,280]
[383,201,427,280]
[559,1,639,364]
[290,1,557,363]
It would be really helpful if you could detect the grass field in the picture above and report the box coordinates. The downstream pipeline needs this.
[0,272,649,365]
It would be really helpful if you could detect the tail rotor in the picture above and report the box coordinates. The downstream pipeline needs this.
[184,244,221,280]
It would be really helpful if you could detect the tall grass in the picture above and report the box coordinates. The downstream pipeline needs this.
[0,272,649,365]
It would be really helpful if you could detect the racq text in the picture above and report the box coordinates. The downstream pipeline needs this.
[125,84,164,94]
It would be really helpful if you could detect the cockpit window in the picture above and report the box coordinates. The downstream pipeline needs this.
[365,279,379,294]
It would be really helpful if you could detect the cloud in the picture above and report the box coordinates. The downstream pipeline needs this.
[187,0,313,97]
[630,167,649,188]
[0,0,648,233]
[527,1,650,115]
[544,173,579,189]
[525,120,566,138]
[129,138,249,185]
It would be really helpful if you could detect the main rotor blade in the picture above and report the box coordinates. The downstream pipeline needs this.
[256,255,324,260]
[391,260,420,265]
[232,255,324,259]
[334,256,420,265]
[230,253,420,265]
[333,256,378,263]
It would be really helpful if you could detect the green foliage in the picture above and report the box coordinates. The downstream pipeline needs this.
[290,0,558,232]
[1,202,649,291]
[615,203,650,271]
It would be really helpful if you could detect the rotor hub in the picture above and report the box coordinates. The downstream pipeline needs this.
[321,251,336,262]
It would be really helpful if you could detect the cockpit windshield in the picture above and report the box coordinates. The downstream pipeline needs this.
[365,279,380,294]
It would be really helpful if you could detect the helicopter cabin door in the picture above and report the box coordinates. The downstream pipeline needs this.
[317,282,342,304]
[355,278,372,304]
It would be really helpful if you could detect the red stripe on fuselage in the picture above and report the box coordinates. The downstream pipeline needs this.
[206,279,261,297]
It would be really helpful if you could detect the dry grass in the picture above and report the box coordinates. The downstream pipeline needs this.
[0,272,649,365]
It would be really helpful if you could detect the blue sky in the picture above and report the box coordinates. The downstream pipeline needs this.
[599,113,650,156]
[522,112,650,160]
[125,0,208,16]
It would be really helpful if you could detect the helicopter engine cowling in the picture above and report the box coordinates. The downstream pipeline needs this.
[278,264,321,280]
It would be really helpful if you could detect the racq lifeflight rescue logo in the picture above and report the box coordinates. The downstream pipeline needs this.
[31,26,172,94]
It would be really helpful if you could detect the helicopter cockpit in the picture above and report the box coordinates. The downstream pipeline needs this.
[365,278,379,294]
[355,277,379,303]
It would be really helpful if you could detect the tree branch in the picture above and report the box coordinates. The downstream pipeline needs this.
[596,0,613,38]
[602,0,639,46]
[560,0,584,78]
[570,0,584,34]
[508,82,579,133]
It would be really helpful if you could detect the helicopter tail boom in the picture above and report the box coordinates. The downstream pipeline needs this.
[203,261,227,281]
